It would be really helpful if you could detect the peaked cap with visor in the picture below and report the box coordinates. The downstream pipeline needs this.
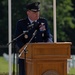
[26,2,40,12]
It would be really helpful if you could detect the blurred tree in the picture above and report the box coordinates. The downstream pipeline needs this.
[56,0,75,42]
[0,0,4,19]
[0,0,8,44]
[0,0,8,55]
[64,0,75,54]
[39,0,74,42]
[38,0,75,54]
[0,0,75,54]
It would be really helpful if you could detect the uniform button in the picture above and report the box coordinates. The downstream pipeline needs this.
[24,34,28,39]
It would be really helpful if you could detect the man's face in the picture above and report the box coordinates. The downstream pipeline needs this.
[27,10,40,21]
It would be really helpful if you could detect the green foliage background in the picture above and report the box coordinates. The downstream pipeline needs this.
[0,0,75,54]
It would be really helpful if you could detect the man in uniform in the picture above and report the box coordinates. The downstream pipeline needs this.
[15,2,53,75]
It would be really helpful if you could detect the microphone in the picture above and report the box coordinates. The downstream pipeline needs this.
[27,21,39,29]
[28,23,34,28]
[23,31,28,34]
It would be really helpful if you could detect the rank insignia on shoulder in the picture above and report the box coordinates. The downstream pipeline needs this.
[24,34,28,39]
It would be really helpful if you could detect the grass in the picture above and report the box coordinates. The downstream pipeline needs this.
[0,56,75,74]
[69,68,75,74]
[0,57,9,73]
[0,56,17,74]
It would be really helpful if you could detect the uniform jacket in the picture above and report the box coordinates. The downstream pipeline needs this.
[15,17,53,49]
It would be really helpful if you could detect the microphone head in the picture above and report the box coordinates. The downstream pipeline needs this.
[23,31,28,34]
[27,21,39,30]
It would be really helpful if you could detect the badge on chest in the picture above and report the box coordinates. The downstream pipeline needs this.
[24,34,28,39]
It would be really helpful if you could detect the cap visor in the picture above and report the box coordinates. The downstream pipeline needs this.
[31,9,40,12]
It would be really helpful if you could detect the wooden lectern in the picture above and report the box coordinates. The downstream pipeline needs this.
[19,42,71,75]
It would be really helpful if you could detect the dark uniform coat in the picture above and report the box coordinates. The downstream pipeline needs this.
[15,17,52,49]
[15,17,53,75]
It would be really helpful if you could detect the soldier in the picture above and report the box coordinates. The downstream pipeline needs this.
[15,2,53,75]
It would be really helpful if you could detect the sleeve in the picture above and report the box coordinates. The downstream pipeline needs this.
[44,19,53,42]
[15,21,25,49]
[47,34,53,42]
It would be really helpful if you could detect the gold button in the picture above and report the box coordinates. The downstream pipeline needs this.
[24,34,28,39]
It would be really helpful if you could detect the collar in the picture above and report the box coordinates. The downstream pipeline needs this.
[28,17,37,23]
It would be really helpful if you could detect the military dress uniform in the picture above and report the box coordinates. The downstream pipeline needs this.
[15,17,52,49]
[15,17,53,75]
[15,2,53,75]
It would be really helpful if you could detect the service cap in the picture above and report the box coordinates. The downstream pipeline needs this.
[26,2,40,12]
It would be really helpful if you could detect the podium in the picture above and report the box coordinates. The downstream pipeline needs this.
[19,42,71,75]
